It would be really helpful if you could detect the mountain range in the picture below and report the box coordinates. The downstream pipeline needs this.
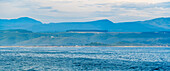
[0,17,170,32]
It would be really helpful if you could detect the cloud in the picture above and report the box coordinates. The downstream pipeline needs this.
[38,6,52,9]
[0,0,170,23]
[50,10,59,12]
[156,2,170,8]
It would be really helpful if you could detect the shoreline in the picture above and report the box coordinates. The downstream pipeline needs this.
[0,46,169,48]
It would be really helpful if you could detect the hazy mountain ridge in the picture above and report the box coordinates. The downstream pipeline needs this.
[0,17,170,32]
[0,17,42,24]
[0,17,42,30]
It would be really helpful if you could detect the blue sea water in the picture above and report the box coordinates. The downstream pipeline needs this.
[0,47,169,71]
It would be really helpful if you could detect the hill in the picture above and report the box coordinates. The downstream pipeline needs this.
[0,29,169,46]
[0,17,169,32]
[0,17,42,30]
[116,17,170,32]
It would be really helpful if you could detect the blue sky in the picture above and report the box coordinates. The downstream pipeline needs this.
[0,0,170,23]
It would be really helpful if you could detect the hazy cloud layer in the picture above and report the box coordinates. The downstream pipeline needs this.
[0,0,170,23]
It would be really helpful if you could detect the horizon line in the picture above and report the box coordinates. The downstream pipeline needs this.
[0,16,170,24]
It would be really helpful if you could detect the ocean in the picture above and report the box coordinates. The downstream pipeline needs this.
[0,47,169,71]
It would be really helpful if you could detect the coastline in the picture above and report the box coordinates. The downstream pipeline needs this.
[0,46,169,48]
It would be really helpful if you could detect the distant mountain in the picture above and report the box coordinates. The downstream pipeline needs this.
[116,17,170,32]
[0,17,169,32]
[140,17,170,29]
[34,19,114,32]
[0,17,42,30]
[0,17,42,25]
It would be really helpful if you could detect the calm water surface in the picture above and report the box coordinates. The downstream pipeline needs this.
[0,47,169,71]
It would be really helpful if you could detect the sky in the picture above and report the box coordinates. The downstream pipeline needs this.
[0,0,170,23]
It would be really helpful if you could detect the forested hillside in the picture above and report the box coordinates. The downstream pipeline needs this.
[0,29,169,46]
